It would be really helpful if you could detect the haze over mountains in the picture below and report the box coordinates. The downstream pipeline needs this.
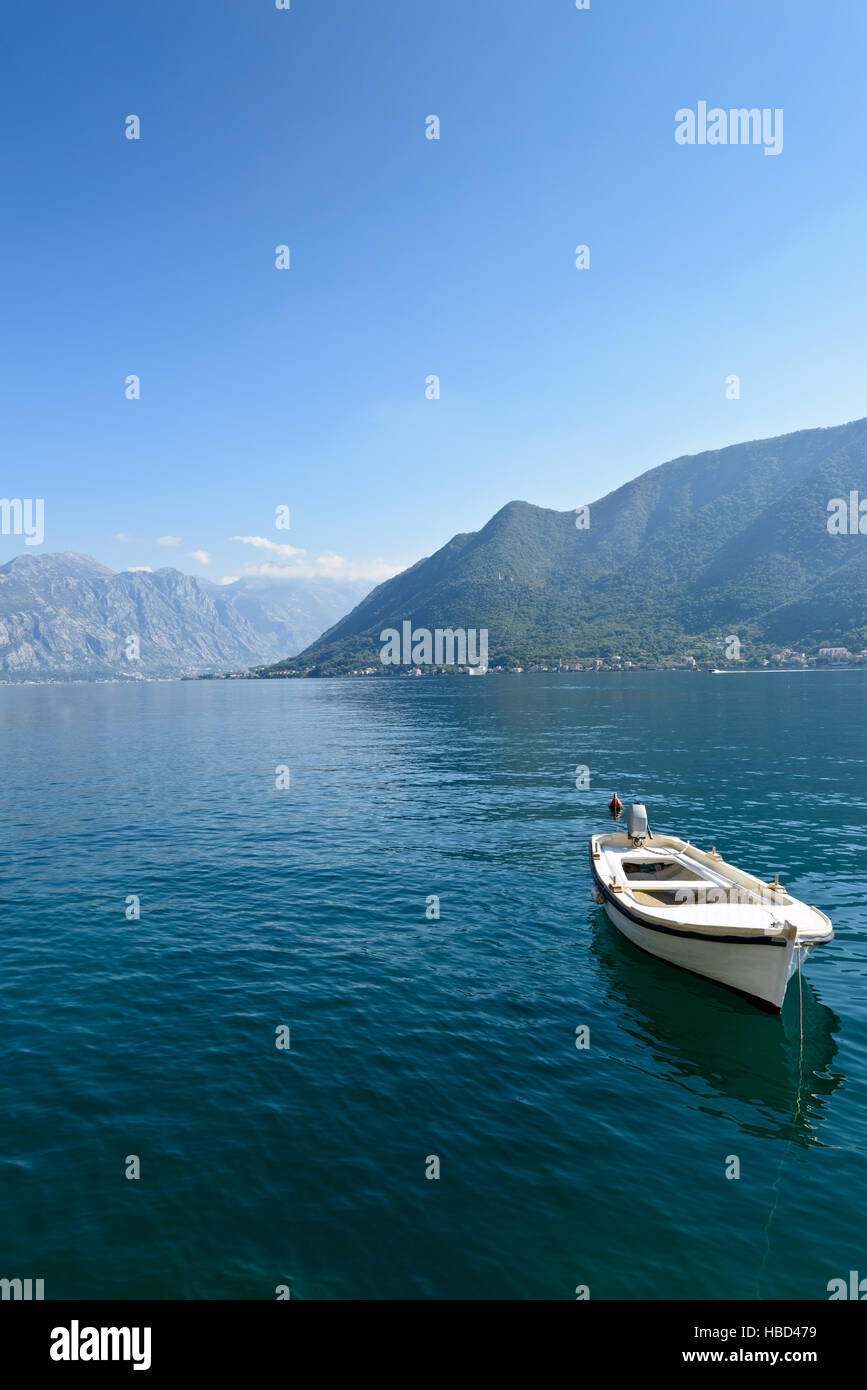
[265,417,867,674]
[0,553,370,678]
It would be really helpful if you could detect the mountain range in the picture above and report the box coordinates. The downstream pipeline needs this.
[263,416,867,675]
[5,418,866,680]
[0,553,370,679]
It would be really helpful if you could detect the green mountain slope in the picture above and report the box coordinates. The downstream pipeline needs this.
[262,418,867,674]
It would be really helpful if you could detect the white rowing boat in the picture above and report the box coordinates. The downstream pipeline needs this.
[589,804,833,1011]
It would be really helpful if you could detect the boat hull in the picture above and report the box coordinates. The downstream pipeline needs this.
[598,890,797,1011]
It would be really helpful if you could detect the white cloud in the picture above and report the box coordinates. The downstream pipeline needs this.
[126,566,153,573]
[219,576,239,586]
[113,532,134,543]
[230,536,402,584]
[314,551,399,582]
[187,550,212,566]
[157,535,182,547]
[237,554,402,583]
[233,535,306,559]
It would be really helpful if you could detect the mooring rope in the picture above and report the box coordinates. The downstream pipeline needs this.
[796,944,805,1122]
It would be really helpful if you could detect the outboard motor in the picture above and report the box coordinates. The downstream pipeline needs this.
[625,802,650,844]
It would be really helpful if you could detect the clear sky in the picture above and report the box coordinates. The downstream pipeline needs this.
[2,0,866,584]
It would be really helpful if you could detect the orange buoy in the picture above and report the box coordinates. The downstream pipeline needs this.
[609,793,623,818]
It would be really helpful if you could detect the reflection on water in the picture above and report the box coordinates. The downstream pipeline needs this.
[589,908,844,1147]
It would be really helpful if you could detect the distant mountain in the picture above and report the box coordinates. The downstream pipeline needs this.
[0,554,371,679]
[208,574,371,657]
[262,417,867,674]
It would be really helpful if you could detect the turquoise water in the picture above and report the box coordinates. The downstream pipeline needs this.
[1,672,865,1300]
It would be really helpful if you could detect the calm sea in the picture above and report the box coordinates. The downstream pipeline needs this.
[1,672,865,1300]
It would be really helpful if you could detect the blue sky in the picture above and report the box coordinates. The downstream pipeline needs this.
[2,0,866,584]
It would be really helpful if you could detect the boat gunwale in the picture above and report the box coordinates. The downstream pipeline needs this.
[589,850,790,947]
[589,832,833,943]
